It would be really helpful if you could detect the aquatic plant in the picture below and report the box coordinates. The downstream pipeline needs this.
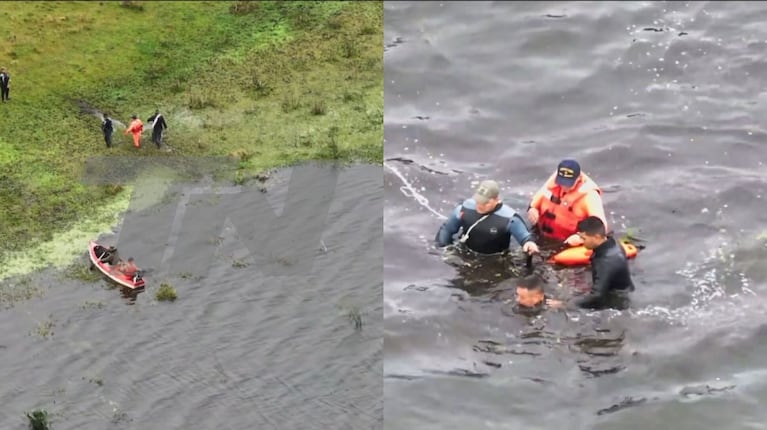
[156,283,177,302]
[338,303,363,330]
[0,276,45,309]
[25,409,50,430]
[80,300,104,310]
[34,317,55,339]
[83,376,104,386]
[64,262,101,283]
[347,308,363,330]
[232,259,249,268]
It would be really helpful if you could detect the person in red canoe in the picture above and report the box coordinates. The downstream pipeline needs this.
[113,257,139,278]
[97,245,119,266]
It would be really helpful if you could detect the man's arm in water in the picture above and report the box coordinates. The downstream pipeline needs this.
[507,212,534,248]
[435,205,462,247]
[573,257,616,309]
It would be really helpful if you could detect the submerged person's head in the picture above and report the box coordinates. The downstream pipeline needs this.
[577,216,607,250]
[515,275,545,308]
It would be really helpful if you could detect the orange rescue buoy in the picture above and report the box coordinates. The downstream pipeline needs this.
[547,240,638,267]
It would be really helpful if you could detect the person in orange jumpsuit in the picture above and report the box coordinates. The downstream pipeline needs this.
[113,257,139,279]
[124,114,143,148]
[526,159,608,247]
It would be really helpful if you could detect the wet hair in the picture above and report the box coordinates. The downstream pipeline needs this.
[517,275,543,292]
[577,216,606,236]
[131,114,137,119]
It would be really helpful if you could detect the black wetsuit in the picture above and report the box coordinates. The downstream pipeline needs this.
[435,199,534,255]
[147,112,167,148]
[575,235,635,310]
[0,71,9,101]
[102,117,114,148]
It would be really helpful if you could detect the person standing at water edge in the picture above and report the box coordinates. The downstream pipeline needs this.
[124,114,143,148]
[435,180,540,255]
[101,113,114,148]
[146,109,167,149]
[0,67,9,102]
[547,216,635,310]
[527,159,608,247]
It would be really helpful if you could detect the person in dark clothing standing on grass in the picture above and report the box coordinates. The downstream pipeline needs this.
[101,113,114,148]
[547,216,635,310]
[146,109,167,148]
[0,68,10,102]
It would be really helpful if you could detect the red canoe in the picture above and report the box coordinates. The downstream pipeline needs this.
[88,240,145,289]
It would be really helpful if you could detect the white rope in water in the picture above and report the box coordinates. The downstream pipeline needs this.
[384,161,448,220]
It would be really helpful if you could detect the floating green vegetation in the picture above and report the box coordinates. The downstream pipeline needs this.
[338,303,363,330]
[0,276,45,309]
[64,262,101,283]
[156,282,177,301]
[25,409,50,430]
[232,259,249,269]
[32,316,55,339]
[82,376,104,386]
[80,300,105,310]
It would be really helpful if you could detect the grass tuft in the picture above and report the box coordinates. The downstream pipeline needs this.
[26,409,50,430]
[155,282,177,301]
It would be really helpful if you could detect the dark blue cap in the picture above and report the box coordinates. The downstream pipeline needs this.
[555,159,580,187]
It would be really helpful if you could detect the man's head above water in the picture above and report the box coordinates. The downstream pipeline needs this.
[472,180,501,214]
[576,216,608,250]
[515,275,545,308]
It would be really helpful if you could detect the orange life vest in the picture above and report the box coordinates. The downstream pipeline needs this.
[534,172,602,241]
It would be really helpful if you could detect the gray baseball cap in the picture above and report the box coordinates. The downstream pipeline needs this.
[473,180,500,204]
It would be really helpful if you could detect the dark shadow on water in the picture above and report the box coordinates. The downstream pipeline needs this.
[119,286,144,304]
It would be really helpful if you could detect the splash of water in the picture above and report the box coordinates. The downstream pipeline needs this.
[630,241,760,327]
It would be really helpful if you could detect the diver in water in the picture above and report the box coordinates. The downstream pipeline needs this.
[547,216,635,310]
[435,180,540,256]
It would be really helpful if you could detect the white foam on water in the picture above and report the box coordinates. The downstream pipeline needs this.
[629,240,763,331]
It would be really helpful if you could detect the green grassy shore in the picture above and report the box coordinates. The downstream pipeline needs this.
[0,1,383,265]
